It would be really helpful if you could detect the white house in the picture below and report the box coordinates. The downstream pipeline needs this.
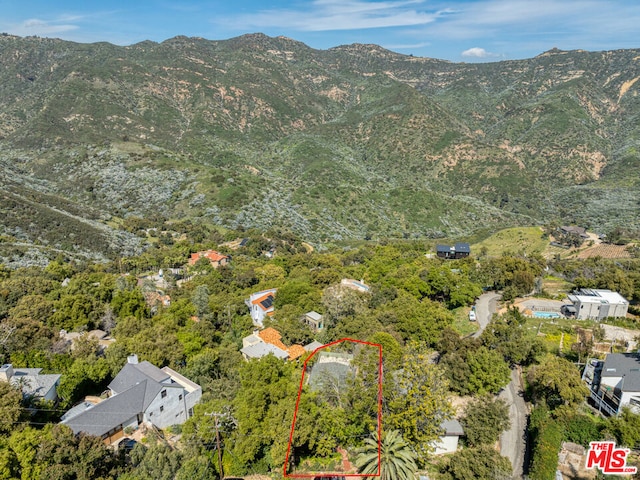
[433,419,464,454]
[584,353,640,416]
[61,355,201,444]
[567,289,629,320]
[302,311,324,332]
[245,289,277,327]
[0,363,60,403]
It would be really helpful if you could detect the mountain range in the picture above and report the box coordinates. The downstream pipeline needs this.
[1,33,639,264]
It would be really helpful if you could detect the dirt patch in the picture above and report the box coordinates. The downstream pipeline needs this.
[558,442,596,480]
[601,324,640,352]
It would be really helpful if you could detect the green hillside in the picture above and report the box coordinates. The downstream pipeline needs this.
[1,34,639,263]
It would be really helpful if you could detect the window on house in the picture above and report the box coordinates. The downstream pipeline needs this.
[161,390,167,398]
[160,406,164,413]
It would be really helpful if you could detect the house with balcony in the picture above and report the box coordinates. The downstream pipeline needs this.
[582,353,640,416]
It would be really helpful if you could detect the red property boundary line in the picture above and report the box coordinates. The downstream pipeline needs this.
[284,337,383,478]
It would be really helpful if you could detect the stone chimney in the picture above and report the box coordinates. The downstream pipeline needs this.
[127,354,139,364]
[0,364,14,382]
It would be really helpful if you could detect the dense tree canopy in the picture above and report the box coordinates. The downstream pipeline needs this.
[1,225,635,478]
[461,396,510,447]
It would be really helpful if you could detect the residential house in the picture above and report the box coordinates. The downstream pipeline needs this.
[219,237,249,250]
[143,291,171,309]
[433,419,464,454]
[240,328,306,361]
[188,250,230,268]
[567,289,629,320]
[61,355,201,444]
[560,226,589,239]
[0,363,60,403]
[436,242,471,259]
[307,352,354,391]
[59,329,115,352]
[340,278,370,293]
[583,353,640,416]
[245,289,277,328]
[302,311,324,332]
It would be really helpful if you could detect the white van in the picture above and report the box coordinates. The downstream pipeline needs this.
[469,310,477,321]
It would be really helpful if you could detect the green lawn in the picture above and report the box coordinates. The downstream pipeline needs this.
[541,274,573,297]
[451,306,479,336]
[472,226,549,258]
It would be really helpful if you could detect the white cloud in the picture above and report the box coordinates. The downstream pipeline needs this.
[218,0,448,31]
[8,18,79,36]
[420,0,640,42]
[461,47,501,58]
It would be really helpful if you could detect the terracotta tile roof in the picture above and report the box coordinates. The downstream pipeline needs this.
[189,250,229,265]
[259,327,281,340]
[258,328,288,352]
[252,292,275,310]
[287,344,307,361]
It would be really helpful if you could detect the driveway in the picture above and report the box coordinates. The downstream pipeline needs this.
[472,291,501,338]
[473,292,528,478]
[499,367,528,478]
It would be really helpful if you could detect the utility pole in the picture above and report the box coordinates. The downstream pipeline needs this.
[204,412,231,480]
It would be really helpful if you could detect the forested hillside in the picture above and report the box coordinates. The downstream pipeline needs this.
[1,34,639,264]
[0,226,639,478]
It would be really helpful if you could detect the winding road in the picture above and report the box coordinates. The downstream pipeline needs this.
[472,292,527,478]
[472,291,501,338]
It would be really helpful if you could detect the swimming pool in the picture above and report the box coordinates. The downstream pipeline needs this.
[533,311,561,319]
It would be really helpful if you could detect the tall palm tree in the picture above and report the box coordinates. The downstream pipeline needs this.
[355,430,418,480]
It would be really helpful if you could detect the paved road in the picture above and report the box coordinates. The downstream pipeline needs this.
[473,292,527,478]
[472,291,501,338]
[499,367,528,479]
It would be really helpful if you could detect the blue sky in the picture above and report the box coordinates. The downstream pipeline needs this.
[1,0,639,62]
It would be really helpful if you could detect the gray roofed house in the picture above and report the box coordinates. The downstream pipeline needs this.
[61,354,201,444]
[454,242,471,254]
[0,364,60,402]
[308,352,354,391]
[560,226,589,238]
[436,243,470,259]
[583,353,640,416]
[241,342,289,360]
[61,382,148,438]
